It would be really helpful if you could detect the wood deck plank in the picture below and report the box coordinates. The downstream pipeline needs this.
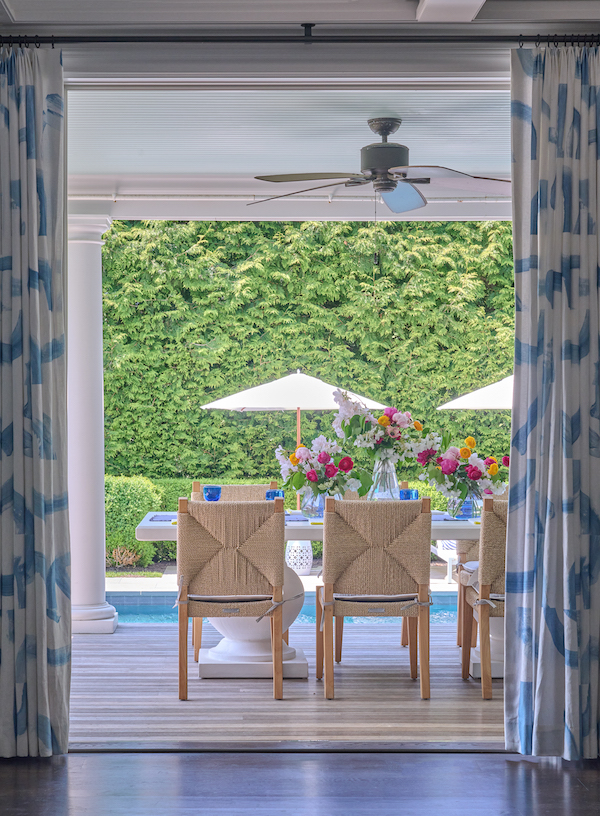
[69,622,504,749]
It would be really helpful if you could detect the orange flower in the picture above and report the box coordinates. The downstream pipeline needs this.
[413,420,423,431]
[378,415,391,427]
[459,447,472,459]
[465,436,476,449]
[289,453,300,466]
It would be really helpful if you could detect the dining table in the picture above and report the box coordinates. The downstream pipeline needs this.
[135,508,482,679]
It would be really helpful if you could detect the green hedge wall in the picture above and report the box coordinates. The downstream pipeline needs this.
[102,220,514,481]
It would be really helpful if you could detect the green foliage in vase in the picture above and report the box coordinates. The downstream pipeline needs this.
[102,220,514,480]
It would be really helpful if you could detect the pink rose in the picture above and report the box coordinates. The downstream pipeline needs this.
[384,406,398,419]
[295,446,311,462]
[325,463,339,478]
[338,456,354,473]
[484,488,493,494]
[502,455,510,467]
[436,456,444,465]
[392,412,411,428]
[484,457,497,468]
[417,448,437,466]
[306,469,318,482]
[440,458,458,475]
[317,451,331,464]
[444,446,461,460]
[467,466,482,481]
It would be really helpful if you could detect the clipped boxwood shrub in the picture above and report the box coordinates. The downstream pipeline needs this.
[105,475,163,567]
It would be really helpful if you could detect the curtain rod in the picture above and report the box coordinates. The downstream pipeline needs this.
[1,30,600,47]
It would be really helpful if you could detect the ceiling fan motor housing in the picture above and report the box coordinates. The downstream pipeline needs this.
[361,142,409,191]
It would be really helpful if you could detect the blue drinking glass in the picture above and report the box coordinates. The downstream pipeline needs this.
[203,485,221,502]
[399,489,411,500]
[265,489,285,500]
[410,489,419,500]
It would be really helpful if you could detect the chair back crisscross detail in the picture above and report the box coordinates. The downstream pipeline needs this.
[323,500,431,596]
[479,499,507,594]
[178,500,284,597]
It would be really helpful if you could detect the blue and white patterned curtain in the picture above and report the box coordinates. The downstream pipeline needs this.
[508,47,600,759]
[0,49,69,757]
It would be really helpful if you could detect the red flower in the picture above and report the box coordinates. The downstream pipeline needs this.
[417,448,437,466]
[502,455,510,467]
[467,466,482,481]
[325,463,339,478]
[306,469,318,482]
[338,456,354,473]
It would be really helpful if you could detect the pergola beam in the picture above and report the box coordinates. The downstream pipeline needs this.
[416,0,487,23]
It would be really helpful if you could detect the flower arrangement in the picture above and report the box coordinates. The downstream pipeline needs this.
[332,390,440,464]
[275,435,372,499]
[417,432,508,510]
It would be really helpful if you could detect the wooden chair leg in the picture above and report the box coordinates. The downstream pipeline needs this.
[323,585,334,699]
[479,605,493,700]
[417,586,430,699]
[283,630,289,645]
[457,583,465,646]
[401,617,409,647]
[315,587,323,680]
[407,617,418,680]
[193,617,202,661]
[472,619,478,648]
[271,587,283,700]
[178,594,189,701]
[461,600,474,680]
[335,616,344,663]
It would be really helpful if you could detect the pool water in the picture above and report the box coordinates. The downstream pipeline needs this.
[109,592,457,625]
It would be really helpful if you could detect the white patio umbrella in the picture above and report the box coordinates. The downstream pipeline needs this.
[202,369,386,445]
[437,374,514,410]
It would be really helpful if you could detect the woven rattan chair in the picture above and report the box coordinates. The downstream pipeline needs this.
[191,481,277,501]
[461,497,507,699]
[189,480,278,658]
[177,496,286,700]
[317,496,432,700]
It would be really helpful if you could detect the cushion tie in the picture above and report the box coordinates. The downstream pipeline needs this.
[474,598,497,608]
[255,592,304,623]
[174,574,187,608]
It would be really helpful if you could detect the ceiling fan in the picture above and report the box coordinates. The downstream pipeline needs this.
[250,117,510,214]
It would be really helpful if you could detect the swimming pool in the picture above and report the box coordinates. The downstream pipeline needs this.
[107,591,457,625]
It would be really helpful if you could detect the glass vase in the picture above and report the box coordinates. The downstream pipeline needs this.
[447,491,481,519]
[367,452,400,501]
[300,491,326,518]
[301,491,342,518]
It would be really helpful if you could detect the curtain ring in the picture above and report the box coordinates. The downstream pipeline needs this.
[34,35,40,49]
[518,35,523,49]
[535,35,540,48]
[51,35,55,49]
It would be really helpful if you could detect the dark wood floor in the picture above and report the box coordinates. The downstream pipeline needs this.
[69,621,504,750]
[2,752,600,816]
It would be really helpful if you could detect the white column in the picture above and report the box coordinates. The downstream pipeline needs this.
[68,216,118,634]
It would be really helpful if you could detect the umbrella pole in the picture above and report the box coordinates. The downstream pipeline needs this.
[296,407,301,510]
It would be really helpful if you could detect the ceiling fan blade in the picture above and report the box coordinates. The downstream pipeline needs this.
[380,183,427,214]
[255,173,360,183]
[391,166,511,196]
[248,181,349,207]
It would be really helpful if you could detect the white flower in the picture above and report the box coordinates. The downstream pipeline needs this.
[468,453,486,471]
[345,478,361,492]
